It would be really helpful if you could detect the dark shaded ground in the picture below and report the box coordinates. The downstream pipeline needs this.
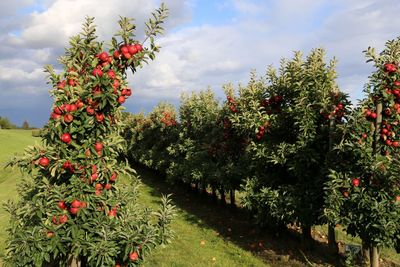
[133,164,349,267]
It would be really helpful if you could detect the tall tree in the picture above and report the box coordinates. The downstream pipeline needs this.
[5,5,175,267]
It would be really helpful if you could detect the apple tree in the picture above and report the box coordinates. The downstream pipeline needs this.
[4,5,176,267]
[325,38,400,267]
[239,49,350,244]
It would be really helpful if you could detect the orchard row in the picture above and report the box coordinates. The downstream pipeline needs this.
[123,43,400,265]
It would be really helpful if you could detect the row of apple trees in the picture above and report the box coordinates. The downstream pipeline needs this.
[123,40,400,266]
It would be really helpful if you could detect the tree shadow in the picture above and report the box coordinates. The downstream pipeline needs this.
[134,164,344,267]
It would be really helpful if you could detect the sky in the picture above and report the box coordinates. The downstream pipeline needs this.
[1,0,400,127]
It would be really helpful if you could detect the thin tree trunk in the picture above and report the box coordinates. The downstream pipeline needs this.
[211,186,217,201]
[302,225,313,248]
[229,189,235,207]
[328,224,338,254]
[368,102,382,267]
[201,183,207,195]
[370,246,379,267]
[67,256,81,267]
[219,186,226,204]
[362,242,370,266]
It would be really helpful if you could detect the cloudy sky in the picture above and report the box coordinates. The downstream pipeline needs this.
[0,0,399,127]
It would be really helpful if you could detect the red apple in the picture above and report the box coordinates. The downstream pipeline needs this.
[98,52,109,62]
[39,157,50,167]
[51,112,61,120]
[86,106,95,115]
[64,114,74,123]
[113,50,121,59]
[104,183,112,190]
[91,173,98,181]
[94,142,103,152]
[61,133,71,144]
[120,46,129,54]
[59,214,68,224]
[54,107,62,115]
[117,96,125,104]
[57,200,67,210]
[107,70,116,79]
[134,43,143,52]
[108,209,117,217]
[69,104,77,112]
[123,52,131,59]
[113,79,120,88]
[128,45,137,55]
[95,183,103,190]
[71,200,81,208]
[129,251,139,262]
[69,207,79,215]
[96,113,104,123]
[76,100,84,109]
[384,63,397,73]
[92,68,103,77]
[110,172,118,182]
[46,231,54,238]
[352,178,360,187]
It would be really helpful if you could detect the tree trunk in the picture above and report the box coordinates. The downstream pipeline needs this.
[370,246,379,267]
[201,183,207,195]
[301,225,313,248]
[327,224,338,254]
[362,242,370,266]
[211,186,217,201]
[229,189,235,207]
[219,186,226,204]
[67,256,81,267]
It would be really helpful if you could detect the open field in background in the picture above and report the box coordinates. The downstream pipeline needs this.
[0,129,398,266]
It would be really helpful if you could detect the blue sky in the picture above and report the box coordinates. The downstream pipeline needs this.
[0,0,399,127]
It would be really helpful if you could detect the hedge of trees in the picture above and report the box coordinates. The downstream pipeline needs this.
[123,40,400,266]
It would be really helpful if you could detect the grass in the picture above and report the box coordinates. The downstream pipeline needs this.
[0,129,398,266]
[0,129,38,259]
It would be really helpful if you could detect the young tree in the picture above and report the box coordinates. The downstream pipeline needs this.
[325,39,400,267]
[22,120,30,129]
[239,49,350,245]
[5,5,175,267]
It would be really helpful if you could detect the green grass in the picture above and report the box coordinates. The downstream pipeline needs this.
[134,172,268,267]
[0,129,38,259]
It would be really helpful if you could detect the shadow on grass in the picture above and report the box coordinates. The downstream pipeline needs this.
[133,164,343,267]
